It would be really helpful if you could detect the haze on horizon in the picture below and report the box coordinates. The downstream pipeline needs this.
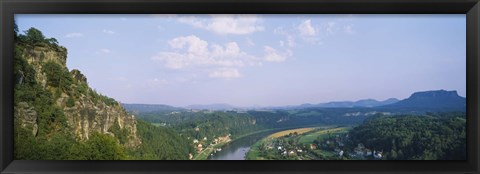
[16,14,466,107]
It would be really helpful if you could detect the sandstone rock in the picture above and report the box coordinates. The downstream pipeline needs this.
[71,69,87,84]
[15,102,38,136]
[16,45,141,148]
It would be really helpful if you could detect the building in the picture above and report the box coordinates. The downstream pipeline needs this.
[374,151,383,159]
[288,150,296,156]
[366,149,373,156]
[196,144,203,152]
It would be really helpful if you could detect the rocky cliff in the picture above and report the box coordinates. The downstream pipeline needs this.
[15,42,141,148]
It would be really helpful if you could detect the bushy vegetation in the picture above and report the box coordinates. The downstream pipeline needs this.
[89,88,118,106]
[133,108,368,146]
[15,126,128,160]
[129,120,192,160]
[14,49,69,138]
[138,111,262,144]
[16,27,62,50]
[246,113,465,160]
[43,60,74,91]
[69,133,128,160]
[348,112,466,160]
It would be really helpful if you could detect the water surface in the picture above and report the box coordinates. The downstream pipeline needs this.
[208,131,274,160]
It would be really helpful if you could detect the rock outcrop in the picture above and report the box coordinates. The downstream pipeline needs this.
[15,44,141,148]
[15,102,38,136]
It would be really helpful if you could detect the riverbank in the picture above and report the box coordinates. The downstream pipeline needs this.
[246,126,350,160]
[193,124,340,160]
[193,128,280,160]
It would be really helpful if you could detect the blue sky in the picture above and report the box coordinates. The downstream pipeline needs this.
[16,14,466,107]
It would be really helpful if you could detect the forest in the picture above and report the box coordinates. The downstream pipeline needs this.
[246,112,466,160]
[347,112,466,160]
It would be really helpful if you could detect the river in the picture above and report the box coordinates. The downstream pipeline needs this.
[208,130,275,160]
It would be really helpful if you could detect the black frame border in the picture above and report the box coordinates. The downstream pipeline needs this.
[1,0,479,173]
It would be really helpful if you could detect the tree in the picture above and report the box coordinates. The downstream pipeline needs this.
[24,27,46,44]
[45,38,59,47]
[69,133,127,160]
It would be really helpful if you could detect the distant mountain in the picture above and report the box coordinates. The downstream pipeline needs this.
[124,90,465,112]
[186,103,237,110]
[266,98,400,110]
[317,98,400,108]
[122,103,185,113]
[382,98,402,105]
[380,90,466,111]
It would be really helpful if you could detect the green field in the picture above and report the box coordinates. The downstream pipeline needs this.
[267,127,316,138]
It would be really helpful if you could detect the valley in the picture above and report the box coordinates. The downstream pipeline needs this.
[13,26,467,161]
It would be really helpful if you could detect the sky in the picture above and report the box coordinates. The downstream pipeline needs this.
[16,14,466,107]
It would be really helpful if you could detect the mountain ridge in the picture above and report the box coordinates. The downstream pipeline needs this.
[122,89,466,111]
[380,90,466,111]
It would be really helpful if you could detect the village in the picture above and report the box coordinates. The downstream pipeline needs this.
[247,127,383,160]
[190,130,232,160]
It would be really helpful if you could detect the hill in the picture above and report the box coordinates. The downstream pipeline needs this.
[186,103,237,110]
[380,90,466,112]
[122,103,185,114]
[318,98,400,108]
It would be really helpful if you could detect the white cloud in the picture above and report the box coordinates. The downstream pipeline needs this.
[151,35,296,79]
[168,35,209,56]
[276,19,353,46]
[209,68,242,79]
[152,35,259,70]
[102,29,115,35]
[264,46,290,62]
[274,27,296,48]
[65,33,83,38]
[298,19,316,36]
[297,20,325,44]
[178,15,264,35]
